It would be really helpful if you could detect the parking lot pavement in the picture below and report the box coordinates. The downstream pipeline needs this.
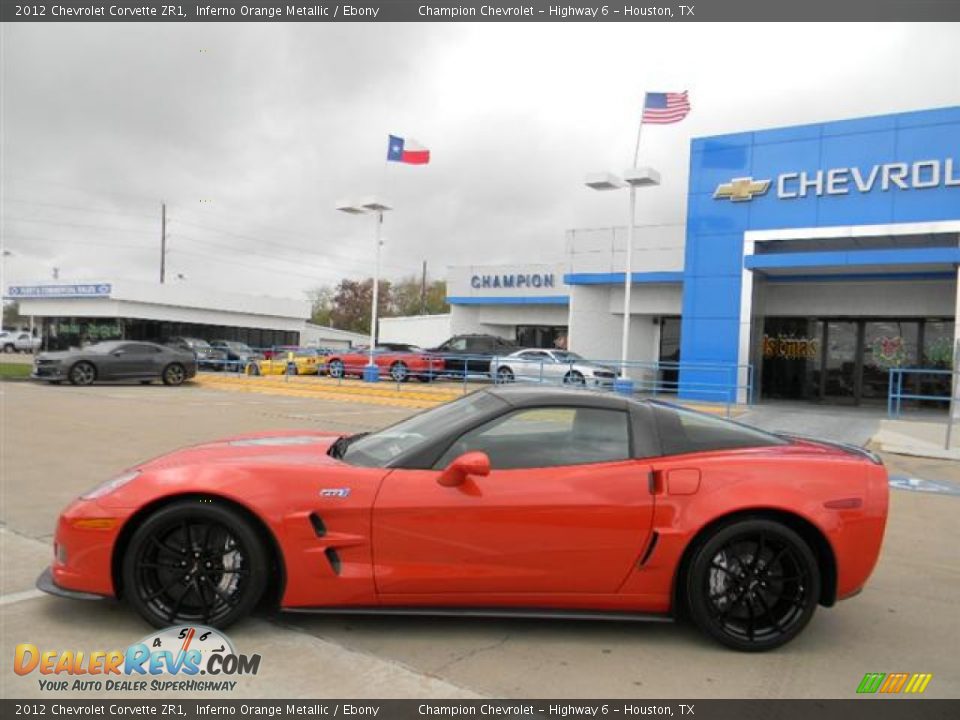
[2,381,959,699]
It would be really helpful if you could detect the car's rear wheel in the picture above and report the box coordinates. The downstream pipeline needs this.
[69,362,96,386]
[496,367,514,383]
[248,363,261,376]
[122,501,268,628]
[685,519,820,652]
[328,359,345,379]
[390,361,409,382]
[162,363,186,386]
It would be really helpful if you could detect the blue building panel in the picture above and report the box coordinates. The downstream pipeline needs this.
[679,106,960,402]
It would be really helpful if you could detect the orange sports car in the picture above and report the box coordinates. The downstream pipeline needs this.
[38,386,888,651]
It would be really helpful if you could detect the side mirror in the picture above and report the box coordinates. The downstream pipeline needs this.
[438,451,491,487]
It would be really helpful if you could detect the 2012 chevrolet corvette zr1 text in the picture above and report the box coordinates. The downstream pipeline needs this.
[38,386,889,651]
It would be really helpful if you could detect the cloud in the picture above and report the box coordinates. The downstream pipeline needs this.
[3,22,958,300]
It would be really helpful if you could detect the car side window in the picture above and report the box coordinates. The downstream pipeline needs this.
[464,337,488,352]
[435,406,632,470]
[447,338,468,352]
[123,343,160,354]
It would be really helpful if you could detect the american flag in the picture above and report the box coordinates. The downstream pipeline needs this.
[642,91,691,124]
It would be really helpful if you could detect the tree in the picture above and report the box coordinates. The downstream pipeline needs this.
[390,276,449,316]
[305,286,335,326]
[329,278,392,335]
[3,301,26,329]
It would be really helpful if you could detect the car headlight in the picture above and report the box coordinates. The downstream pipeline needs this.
[80,470,141,500]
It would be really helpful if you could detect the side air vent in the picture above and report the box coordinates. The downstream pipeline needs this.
[639,531,660,567]
[325,548,342,575]
[309,513,327,537]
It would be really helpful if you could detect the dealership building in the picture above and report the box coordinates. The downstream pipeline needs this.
[4,280,366,351]
[392,105,959,405]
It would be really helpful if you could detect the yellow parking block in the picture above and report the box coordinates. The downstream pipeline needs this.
[194,374,462,408]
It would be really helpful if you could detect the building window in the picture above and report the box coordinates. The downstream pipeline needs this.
[515,325,568,349]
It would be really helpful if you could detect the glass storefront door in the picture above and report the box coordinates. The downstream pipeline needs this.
[861,321,920,402]
[761,317,953,405]
[821,321,858,403]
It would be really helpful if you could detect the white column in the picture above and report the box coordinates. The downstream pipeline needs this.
[736,234,756,404]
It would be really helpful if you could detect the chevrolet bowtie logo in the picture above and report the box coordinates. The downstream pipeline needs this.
[714,176,772,202]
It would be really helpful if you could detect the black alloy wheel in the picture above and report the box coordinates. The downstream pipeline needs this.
[69,362,97,386]
[685,519,820,651]
[122,501,268,629]
[162,363,186,386]
[328,359,345,379]
[390,362,409,382]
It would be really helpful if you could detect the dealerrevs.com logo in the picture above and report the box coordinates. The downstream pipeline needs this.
[13,625,260,693]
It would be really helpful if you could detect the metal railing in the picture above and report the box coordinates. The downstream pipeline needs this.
[198,346,752,414]
[887,366,958,450]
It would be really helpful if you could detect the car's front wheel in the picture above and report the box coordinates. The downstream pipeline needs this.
[162,363,186,386]
[122,501,269,628]
[563,370,585,386]
[68,361,97,386]
[2,344,15,353]
[328,359,345,379]
[496,367,514,383]
[684,518,820,652]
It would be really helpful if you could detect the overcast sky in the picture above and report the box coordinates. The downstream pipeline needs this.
[2,22,958,301]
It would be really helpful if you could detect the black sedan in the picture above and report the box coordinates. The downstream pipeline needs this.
[31,341,197,386]
[165,336,228,370]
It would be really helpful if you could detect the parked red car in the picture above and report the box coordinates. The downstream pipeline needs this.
[38,387,888,651]
[324,345,443,382]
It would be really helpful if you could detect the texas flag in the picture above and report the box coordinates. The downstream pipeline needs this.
[387,135,430,165]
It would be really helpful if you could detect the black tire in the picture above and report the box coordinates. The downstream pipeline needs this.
[68,361,97,386]
[139,380,152,385]
[684,518,820,652]
[248,363,261,377]
[390,361,409,382]
[563,370,585,386]
[2,344,14,353]
[328,359,345,379]
[162,363,187,386]
[122,500,268,629]
[496,367,514,383]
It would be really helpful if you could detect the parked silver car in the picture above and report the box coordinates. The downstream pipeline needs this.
[490,349,619,387]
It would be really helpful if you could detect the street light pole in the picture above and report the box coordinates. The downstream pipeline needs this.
[584,168,660,393]
[337,197,392,382]
[368,210,383,369]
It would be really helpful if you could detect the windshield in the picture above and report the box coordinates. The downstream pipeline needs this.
[340,391,504,467]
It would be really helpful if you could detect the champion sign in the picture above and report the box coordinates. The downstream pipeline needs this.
[714,158,959,202]
[470,273,555,290]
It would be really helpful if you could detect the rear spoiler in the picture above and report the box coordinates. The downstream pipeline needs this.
[777,433,883,465]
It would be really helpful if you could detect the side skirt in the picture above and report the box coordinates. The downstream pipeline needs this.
[282,606,673,623]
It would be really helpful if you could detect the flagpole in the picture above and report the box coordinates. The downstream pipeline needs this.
[632,92,648,166]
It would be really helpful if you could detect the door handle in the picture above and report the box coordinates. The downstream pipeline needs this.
[647,470,665,495]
